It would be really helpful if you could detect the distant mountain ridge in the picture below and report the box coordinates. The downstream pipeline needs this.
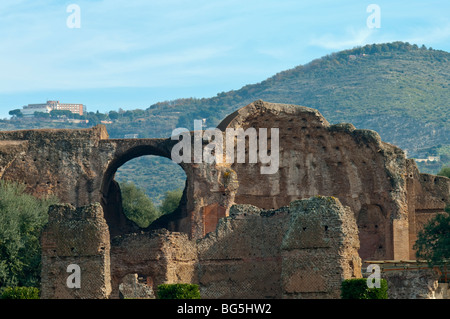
[3,41,448,156]
[147,41,449,157]
[1,41,449,202]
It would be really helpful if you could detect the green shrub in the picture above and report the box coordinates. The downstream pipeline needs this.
[157,283,201,299]
[0,180,58,287]
[341,278,388,299]
[0,286,40,299]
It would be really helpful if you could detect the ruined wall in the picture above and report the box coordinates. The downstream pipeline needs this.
[1,100,449,263]
[383,268,441,299]
[196,204,289,298]
[406,159,450,259]
[0,126,109,206]
[40,203,111,299]
[41,197,361,299]
[196,196,361,299]
[109,229,198,299]
[218,100,411,261]
[0,140,28,180]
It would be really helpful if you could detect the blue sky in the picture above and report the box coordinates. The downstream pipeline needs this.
[0,0,449,119]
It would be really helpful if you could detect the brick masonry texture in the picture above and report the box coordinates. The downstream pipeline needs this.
[0,100,449,298]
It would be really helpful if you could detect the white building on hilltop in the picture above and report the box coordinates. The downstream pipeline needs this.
[21,103,52,117]
[20,100,85,117]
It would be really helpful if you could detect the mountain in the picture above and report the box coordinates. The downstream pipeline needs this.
[2,41,449,203]
[146,41,450,157]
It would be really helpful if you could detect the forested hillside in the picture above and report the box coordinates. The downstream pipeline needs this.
[146,41,450,156]
[1,41,449,201]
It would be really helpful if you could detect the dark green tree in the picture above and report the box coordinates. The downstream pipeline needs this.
[0,181,58,288]
[8,109,23,118]
[50,110,73,118]
[119,182,159,228]
[159,189,183,215]
[414,205,450,268]
[437,166,450,178]
[108,111,119,121]
[33,112,50,119]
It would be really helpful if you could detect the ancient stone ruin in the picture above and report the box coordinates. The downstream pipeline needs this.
[0,100,449,298]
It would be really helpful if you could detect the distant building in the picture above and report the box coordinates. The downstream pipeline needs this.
[49,100,84,115]
[21,104,52,117]
[427,156,440,162]
[20,100,84,117]
[414,156,441,163]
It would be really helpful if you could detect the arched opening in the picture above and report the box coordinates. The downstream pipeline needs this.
[100,145,188,238]
[115,155,186,228]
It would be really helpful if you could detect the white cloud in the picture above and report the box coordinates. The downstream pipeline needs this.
[309,27,376,50]
[1,0,449,97]
[404,24,450,47]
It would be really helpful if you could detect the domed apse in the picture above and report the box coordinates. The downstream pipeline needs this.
[100,145,187,238]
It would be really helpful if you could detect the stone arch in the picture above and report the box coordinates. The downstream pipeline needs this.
[100,143,188,238]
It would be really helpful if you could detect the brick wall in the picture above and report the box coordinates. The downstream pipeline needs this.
[40,203,111,299]
[197,196,362,299]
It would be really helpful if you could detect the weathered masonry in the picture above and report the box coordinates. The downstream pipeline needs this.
[41,196,361,299]
[0,100,449,298]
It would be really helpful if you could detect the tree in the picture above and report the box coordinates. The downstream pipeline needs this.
[437,166,450,178]
[108,111,119,121]
[119,182,159,228]
[414,205,450,268]
[8,109,23,118]
[34,112,50,119]
[0,181,58,288]
[159,189,183,215]
[50,110,73,118]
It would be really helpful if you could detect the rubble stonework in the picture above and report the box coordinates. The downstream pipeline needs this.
[40,203,111,299]
[0,100,449,298]
[41,197,361,299]
[197,196,361,299]
[109,229,198,299]
[383,268,441,299]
